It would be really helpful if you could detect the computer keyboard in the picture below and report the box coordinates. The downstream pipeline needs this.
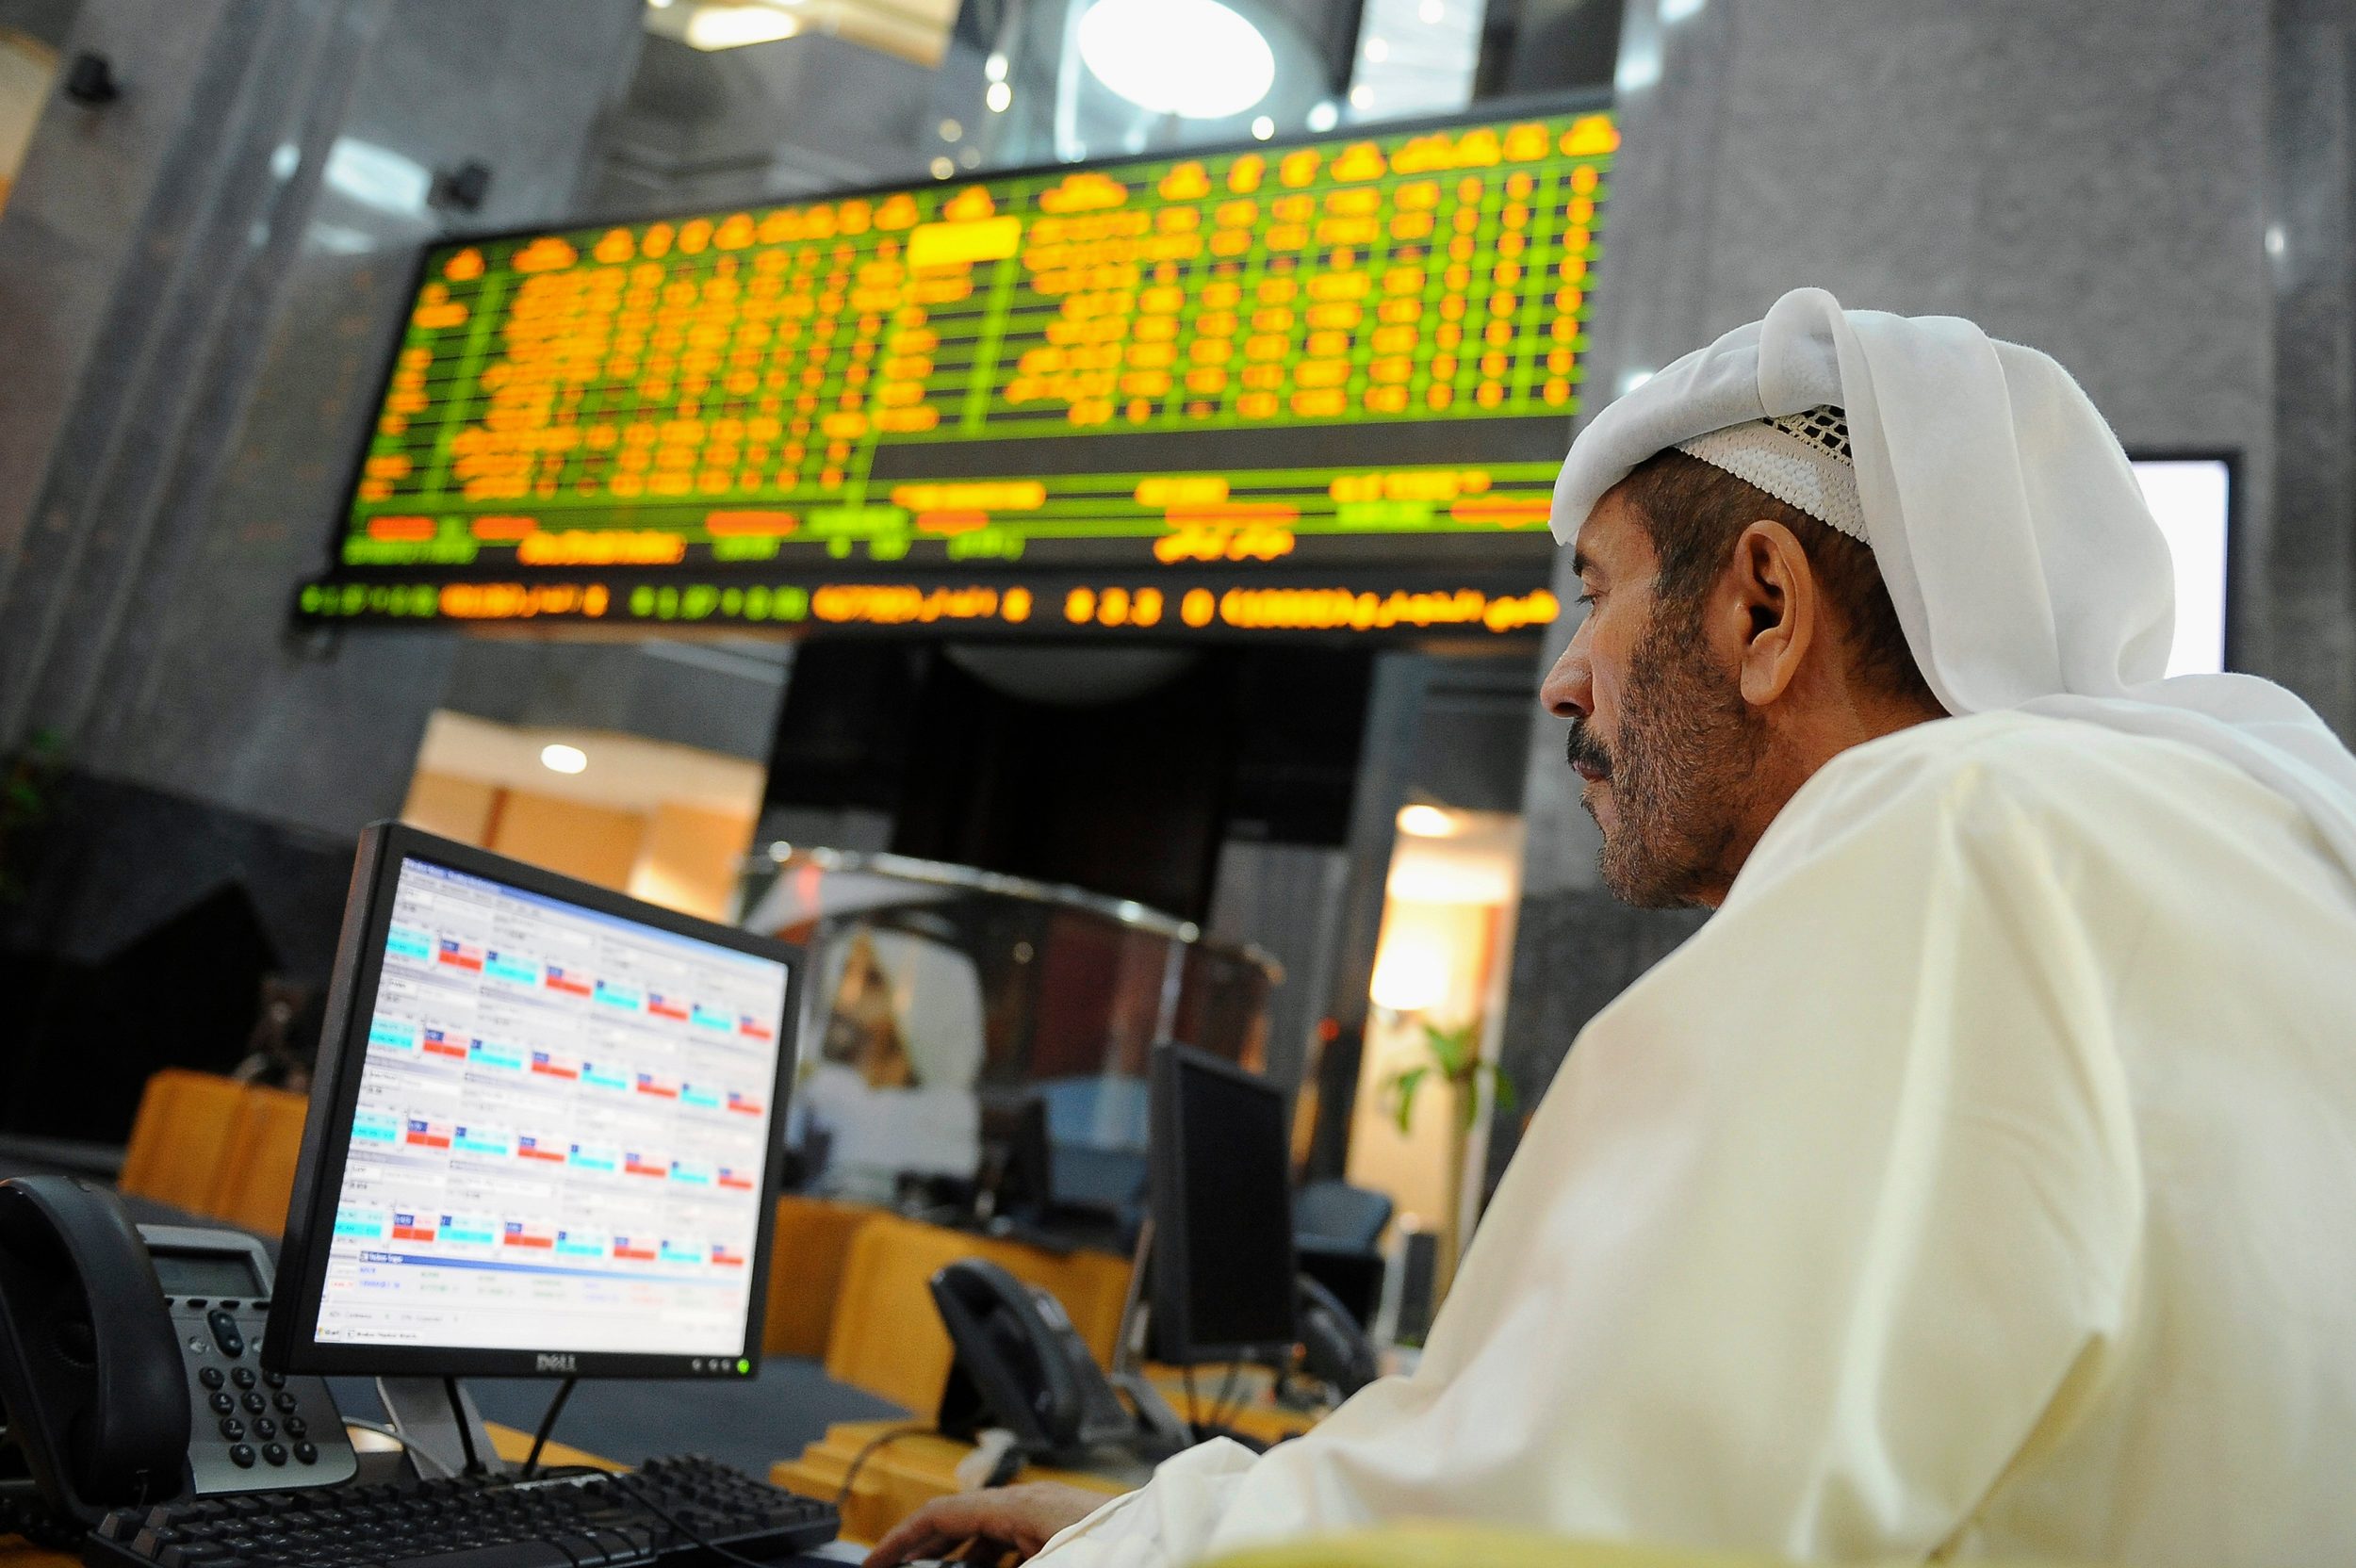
[87,1454,839,1568]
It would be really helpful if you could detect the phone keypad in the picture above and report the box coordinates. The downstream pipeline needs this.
[166,1288,356,1494]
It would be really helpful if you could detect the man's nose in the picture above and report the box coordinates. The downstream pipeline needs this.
[1539,617,1592,720]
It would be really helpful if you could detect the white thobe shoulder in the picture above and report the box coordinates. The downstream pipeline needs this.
[1034,710,2356,1568]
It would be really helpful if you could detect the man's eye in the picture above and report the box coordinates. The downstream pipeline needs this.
[1575,591,1597,607]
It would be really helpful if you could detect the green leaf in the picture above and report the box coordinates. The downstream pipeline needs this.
[1387,1065,1428,1135]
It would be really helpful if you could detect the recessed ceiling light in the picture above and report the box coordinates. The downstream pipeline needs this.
[1306,100,1338,131]
[930,155,955,178]
[1365,36,1389,61]
[1076,0,1276,118]
[986,79,1012,112]
[540,743,588,775]
[1251,115,1275,139]
[1397,803,1459,838]
[939,118,963,140]
[682,4,798,49]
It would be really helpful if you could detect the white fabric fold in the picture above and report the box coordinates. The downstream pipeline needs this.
[1549,286,2356,884]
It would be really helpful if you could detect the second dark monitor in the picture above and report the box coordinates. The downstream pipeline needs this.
[1147,1042,1298,1367]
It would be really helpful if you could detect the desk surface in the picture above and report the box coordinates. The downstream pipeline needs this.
[776,1371,1324,1546]
[0,1425,615,1568]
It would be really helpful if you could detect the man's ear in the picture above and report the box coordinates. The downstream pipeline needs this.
[1728,520,1818,706]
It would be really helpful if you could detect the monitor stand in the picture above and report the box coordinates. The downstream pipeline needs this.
[1109,1218,1192,1458]
[378,1376,508,1478]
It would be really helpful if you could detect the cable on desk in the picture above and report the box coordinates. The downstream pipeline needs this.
[1209,1364,1244,1430]
[340,1418,458,1479]
[443,1376,485,1476]
[523,1376,578,1478]
[835,1424,935,1511]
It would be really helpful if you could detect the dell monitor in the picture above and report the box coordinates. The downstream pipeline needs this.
[265,822,802,1380]
[1145,1042,1298,1367]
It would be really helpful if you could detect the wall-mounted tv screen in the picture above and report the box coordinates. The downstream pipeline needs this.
[295,106,1617,639]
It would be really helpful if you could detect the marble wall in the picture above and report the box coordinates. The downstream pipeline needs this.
[0,0,647,1135]
[0,0,646,845]
[1493,0,2314,1183]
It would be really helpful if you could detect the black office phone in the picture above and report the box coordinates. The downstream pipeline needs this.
[931,1257,1138,1462]
[0,1175,356,1542]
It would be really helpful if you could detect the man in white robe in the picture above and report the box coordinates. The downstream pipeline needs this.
[865,290,2356,1567]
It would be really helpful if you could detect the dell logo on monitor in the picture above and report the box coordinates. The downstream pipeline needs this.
[536,1352,578,1373]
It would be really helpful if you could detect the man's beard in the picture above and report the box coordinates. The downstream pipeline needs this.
[1566,601,1766,908]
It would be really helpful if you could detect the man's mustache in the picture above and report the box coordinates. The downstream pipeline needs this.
[1565,720,1612,778]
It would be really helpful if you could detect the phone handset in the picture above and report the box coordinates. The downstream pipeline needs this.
[0,1175,190,1523]
[930,1257,1137,1461]
[0,1174,358,1538]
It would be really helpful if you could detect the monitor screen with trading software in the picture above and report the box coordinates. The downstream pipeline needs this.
[294,104,1616,639]
[1147,1042,1298,1366]
[265,823,801,1380]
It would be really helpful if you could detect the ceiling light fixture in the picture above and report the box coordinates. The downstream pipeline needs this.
[1251,115,1275,139]
[681,4,799,49]
[985,79,1012,111]
[540,743,588,775]
[1076,0,1276,119]
[1397,804,1461,838]
[322,139,431,215]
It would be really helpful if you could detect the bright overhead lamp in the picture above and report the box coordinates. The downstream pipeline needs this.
[1397,804,1461,838]
[1076,0,1277,119]
[540,743,589,775]
[322,139,430,215]
[682,4,799,49]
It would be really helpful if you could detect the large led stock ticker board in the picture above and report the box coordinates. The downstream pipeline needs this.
[297,107,1617,638]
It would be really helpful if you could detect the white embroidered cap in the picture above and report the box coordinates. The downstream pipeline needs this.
[1675,405,1866,542]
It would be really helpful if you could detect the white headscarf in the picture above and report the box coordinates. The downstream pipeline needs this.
[1550,286,2356,883]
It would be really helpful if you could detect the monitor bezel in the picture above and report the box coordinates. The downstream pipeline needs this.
[264,821,804,1380]
[307,88,1616,593]
[1147,1040,1299,1368]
